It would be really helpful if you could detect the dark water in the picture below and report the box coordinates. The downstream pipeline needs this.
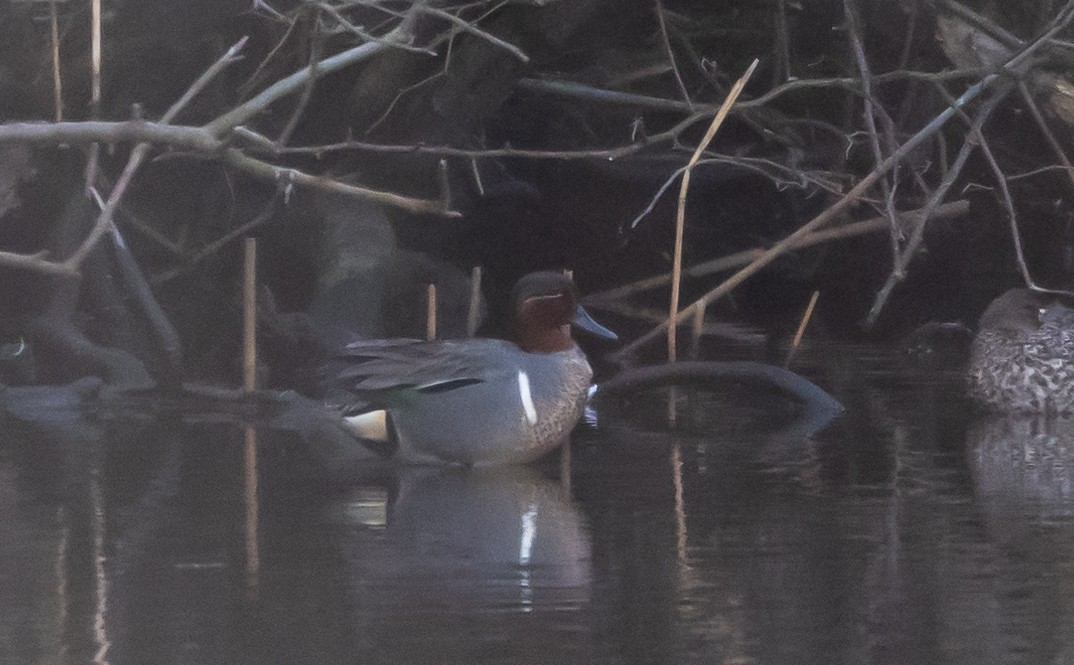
[3,346,1074,664]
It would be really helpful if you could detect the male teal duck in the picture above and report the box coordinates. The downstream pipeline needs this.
[967,288,1074,413]
[328,271,617,466]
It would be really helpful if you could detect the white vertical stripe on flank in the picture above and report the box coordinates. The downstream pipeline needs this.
[517,370,538,424]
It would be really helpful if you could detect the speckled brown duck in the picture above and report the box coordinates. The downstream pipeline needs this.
[967,288,1074,414]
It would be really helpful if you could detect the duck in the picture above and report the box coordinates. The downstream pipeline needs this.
[325,271,617,466]
[967,288,1074,413]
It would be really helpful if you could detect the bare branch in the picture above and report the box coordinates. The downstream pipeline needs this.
[412,5,529,63]
[164,37,250,125]
[221,148,459,216]
[1017,79,1074,195]
[0,121,220,150]
[314,2,437,55]
[277,15,323,146]
[152,185,286,283]
[611,72,1010,360]
[516,68,991,115]
[204,8,424,136]
[844,0,901,272]
[863,94,1003,327]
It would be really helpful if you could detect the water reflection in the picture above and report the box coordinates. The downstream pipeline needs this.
[333,466,596,664]
[4,350,1074,663]
[967,415,1074,664]
[0,414,597,664]
[970,415,1074,516]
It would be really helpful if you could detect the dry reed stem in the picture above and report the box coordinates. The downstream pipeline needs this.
[243,238,258,393]
[689,301,705,360]
[784,290,819,369]
[84,0,102,192]
[467,266,482,337]
[243,426,260,596]
[668,58,758,363]
[91,0,100,111]
[49,1,62,122]
[426,283,438,341]
[559,437,572,500]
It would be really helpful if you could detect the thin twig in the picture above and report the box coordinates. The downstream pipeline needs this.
[114,205,186,258]
[238,9,301,100]
[654,0,691,106]
[973,107,1044,291]
[897,2,918,71]
[629,157,847,230]
[413,5,529,63]
[844,0,902,271]
[865,91,1003,325]
[363,69,446,136]
[773,0,791,85]
[315,2,437,55]
[164,37,249,124]
[277,12,323,146]
[1017,79,1074,195]
[152,185,285,283]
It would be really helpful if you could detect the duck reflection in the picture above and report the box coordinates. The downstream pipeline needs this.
[969,415,1074,519]
[330,465,596,663]
[967,415,1074,662]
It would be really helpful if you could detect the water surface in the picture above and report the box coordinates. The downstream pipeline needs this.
[2,345,1073,664]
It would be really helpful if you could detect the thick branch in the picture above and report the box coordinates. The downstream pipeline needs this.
[0,121,219,151]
